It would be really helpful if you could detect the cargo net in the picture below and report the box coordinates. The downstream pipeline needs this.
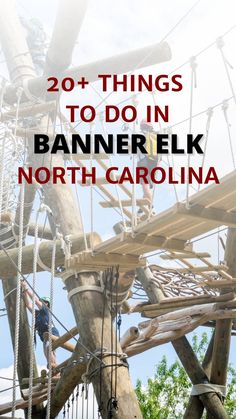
[149,266,217,297]
[0,125,24,219]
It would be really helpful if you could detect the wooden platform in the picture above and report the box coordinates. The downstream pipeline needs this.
[68,170,236,269]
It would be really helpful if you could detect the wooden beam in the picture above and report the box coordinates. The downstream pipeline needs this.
[43,331,77,353]
[27,223,53,240]
[49,342,87,417]
[126,233,188,252]
[205,228,236,419]
[0,232,101,278]
[66,251,144,271]
[136,267,230,418]
[0,3,42,417]
[176,202,236,228]
[0,394,47,415]
[183,333,215,419]
[137,292,235,313]
[50,326,78,351]
[173,337,229,419]
[44,0,88,74]
[3,41,171,105]
[37,126,142,416]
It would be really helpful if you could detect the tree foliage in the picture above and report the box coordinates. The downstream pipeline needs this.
[135,332,236,419]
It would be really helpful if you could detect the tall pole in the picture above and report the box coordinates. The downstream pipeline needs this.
[205,228,235,419]
[0,0,43,417]
[0,1,143,417]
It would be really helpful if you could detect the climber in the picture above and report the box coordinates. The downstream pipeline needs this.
[21,281,59,369]
[20,17,47,75]
[137,118,161,205]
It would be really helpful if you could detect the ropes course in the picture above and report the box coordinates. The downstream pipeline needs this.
[0,0,236,418]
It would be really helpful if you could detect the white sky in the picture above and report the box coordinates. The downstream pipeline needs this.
[1,0,236,417]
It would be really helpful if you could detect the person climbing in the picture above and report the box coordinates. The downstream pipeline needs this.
[137,118,160,205]
[21,281,59,369]
[20,17,47,75]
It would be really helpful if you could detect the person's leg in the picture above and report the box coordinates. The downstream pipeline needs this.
[142,182,152,202]
[43,341,57,369]
[137,157,152,202]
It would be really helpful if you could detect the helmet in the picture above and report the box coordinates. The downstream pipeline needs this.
[140,119,153,132]
[41,296,50,304]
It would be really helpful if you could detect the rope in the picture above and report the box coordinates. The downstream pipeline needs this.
[14,87,23,138]
[221,100,235,169]
[198,107,214,191]
[217,36,236,106]
[74,166,88,251]
[28,210,40,418]
[99,113,127,230]
[12,179,25,418]
[90,122,94,252]
[0,134,6,222]
[46,234,57,419]
[131,96,138,231]
[0,241,101,359]
[191,383,226,397]
[186,56,197,209]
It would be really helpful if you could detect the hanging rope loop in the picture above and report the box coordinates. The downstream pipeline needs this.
[190,55,198,88]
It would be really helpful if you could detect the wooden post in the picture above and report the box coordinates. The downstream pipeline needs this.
[0,3,41,417]
[2,41,171,105]
[44,0,88,74]
[0,233,100,278]
[183,332,214,419]
[136,267,229,418]
[205,228,236,419]
[38,135,142,416]
[14,5,142,417]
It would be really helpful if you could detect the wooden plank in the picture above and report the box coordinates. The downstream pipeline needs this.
[176,202,236,228]
[139,292,235,312]
[50,326,78,351]
[27,223,53,240]
[67,251,145,270]
[0,393,48,415]
[161,251,211,260]
[43,332,76,353]
[206,228,236,419]
[0,232,101,278]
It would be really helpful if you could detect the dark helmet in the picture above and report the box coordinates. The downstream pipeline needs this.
[41,296,50,305]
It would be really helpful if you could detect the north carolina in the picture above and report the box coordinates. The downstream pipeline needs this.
[18,166,220,185]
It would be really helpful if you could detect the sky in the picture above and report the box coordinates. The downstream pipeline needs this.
[0,0,236,417]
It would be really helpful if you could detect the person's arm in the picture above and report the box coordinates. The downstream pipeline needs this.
[21,281,43,310]
[21,282,32,312]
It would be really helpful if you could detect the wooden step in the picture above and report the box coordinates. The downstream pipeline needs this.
[99,198,151,208]
[66,250,145,271]
[160,251,211,260]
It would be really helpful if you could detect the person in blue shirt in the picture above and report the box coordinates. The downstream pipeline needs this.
[22,281,59,369]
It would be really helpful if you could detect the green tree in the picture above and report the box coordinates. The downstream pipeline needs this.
[135,332,236,419]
